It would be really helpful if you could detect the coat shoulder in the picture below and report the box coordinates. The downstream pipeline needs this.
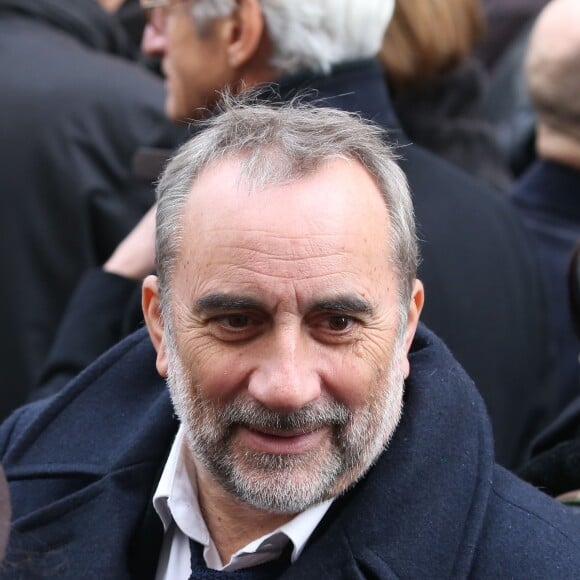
[0,329,165,466]
[472,466,580,577]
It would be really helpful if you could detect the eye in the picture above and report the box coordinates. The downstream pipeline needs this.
[309,313,360,344]
[209,312,265,342]
[222,314,251,329]
[327,315,352,332]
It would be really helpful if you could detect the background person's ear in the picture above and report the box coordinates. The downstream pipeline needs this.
[223,0,266,69]
[142,275,169,377]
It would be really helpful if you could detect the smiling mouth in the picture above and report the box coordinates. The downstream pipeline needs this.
[238,426,328,454]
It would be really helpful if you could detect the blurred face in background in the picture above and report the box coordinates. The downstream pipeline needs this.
[141,0,235,120]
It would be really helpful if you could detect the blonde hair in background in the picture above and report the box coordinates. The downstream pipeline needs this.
[380,0,485,90]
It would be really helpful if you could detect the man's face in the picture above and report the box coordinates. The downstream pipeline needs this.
[149,157,421,513]
[142,2,233,121]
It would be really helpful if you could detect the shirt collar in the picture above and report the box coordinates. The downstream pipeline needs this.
[153,423,333,569]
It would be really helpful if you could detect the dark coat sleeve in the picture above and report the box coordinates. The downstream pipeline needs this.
[519,396,580,497]
[31,269,142,399]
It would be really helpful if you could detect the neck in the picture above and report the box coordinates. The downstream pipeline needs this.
[193,459,295,565]
[235,60,279,94]
[537,124,580,171]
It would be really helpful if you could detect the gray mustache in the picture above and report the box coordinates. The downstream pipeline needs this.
[218,400,351,432]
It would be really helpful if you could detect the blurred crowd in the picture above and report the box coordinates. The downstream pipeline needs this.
[1,0,580,573]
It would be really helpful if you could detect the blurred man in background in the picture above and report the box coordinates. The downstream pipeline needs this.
[0,0,182,419]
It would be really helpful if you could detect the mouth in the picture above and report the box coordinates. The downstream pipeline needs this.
[238,426,328,455]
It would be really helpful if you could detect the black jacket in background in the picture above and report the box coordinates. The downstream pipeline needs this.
[520,394,580,498]
[510,160,580,413]
[477,0,548,72]
[391,58,512,191]
[0,0,183,419]
[38,60,554,468]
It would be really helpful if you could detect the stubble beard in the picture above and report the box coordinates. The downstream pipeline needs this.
[165,333,406,514]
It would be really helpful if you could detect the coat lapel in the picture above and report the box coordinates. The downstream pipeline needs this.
[2,331,177,579]
[4,460,165,579]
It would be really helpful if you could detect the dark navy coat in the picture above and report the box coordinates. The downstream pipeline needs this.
[2,325,580,579]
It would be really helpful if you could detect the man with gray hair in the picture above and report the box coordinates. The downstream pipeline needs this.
[140,0,395,121]
[2,98,580,579]
[40,0,555,469]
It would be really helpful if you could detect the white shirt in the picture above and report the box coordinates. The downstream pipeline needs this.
[153,425,333,579]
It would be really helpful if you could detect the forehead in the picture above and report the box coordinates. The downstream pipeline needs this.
[184,155,387,228]
[173,157,395,301]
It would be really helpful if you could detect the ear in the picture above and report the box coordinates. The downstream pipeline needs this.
[142,275,169,378]
[223,0,266,69]
[401,279,425,378]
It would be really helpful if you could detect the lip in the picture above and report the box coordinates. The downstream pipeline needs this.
[237,426,328,455]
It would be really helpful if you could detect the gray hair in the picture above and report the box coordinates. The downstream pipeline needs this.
[156,93,418,327]
[190,0,395,75]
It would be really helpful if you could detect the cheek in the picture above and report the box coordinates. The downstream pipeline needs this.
[322,336,400,408]
[321,353,382,409]
[167,42,198,102]
[178,339,252,400]
[170,69,189,113]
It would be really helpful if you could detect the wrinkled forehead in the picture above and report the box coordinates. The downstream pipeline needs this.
[172,156,394,292]
[167,157,400,314]
[182,155,389,234]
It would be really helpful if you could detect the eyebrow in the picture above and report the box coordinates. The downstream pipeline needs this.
[193,292,375,317]
[307,295,375,317]
[194,293,265,314]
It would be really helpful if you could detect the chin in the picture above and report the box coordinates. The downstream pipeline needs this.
[165,99,181,122]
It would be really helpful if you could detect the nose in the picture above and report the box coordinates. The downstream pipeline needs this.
[141,21,166,57]
[247,330,322,412]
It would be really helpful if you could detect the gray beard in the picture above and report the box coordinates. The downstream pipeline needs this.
[165,335,406,514]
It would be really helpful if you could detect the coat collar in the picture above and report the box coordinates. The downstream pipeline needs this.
[2,331,175,579]
[267,59,403,133]
[3,326,495,578]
